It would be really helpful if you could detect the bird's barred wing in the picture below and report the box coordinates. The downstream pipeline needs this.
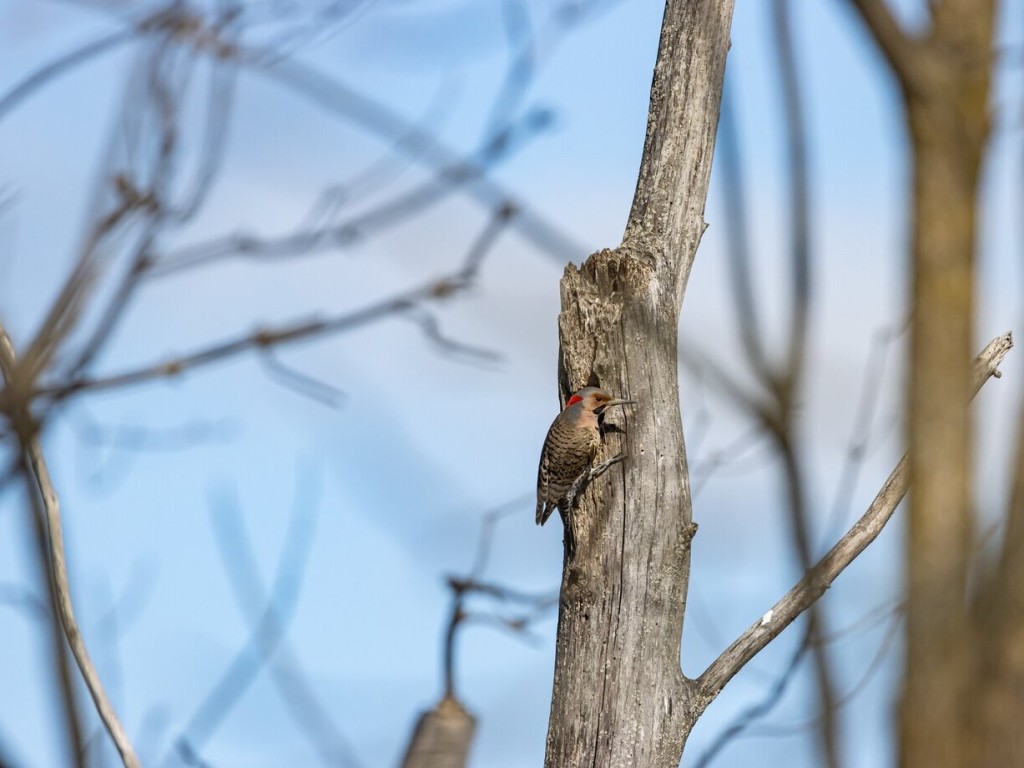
[536,431,555,525]
[537,416,597,525]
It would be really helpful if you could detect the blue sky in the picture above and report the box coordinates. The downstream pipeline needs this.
[1,1,1023,766]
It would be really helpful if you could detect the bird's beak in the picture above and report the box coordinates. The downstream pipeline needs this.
[604,397,635,408]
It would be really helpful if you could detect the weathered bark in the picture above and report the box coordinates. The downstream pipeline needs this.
[543,1,734,766]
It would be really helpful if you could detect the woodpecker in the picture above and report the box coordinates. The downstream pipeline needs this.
[536,386,635,558]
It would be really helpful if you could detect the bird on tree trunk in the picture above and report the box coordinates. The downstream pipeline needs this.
[536,386,635,558]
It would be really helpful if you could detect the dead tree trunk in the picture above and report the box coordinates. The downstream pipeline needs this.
[543,1,735,765]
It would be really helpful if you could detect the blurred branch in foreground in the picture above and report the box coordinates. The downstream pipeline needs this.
[0,1,607,763]
[171,471,361,768]
[0,324,140,767]
[401,495,556,768]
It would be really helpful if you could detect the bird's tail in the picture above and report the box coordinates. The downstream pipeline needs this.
[562,508,578,560]
[537,500,554,526]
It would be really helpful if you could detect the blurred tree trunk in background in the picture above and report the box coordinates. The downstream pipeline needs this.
[972,410,1024,767]
[900,5,993,766]
[844,2,1018,766]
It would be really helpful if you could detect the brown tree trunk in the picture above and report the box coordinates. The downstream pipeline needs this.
[971,410,1024,767]
[897,3,994,767]
[543,1,734,765]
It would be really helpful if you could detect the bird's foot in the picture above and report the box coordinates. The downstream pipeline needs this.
[590,452,626,480]
[561,454,628,561]
[563,453,627,513]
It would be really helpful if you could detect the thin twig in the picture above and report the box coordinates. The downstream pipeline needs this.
[179,484,322,754]
[818,322,903,549]
[751,607,903,737]
[243,52,585,262]
[716,81,771,380]
[0,29,135,121]
[22,435,141,767]
[692,623,813,768]
[148,114,539,277]
[694,595,902,764]
[24,482,88,768]
[192,479,362,768]
[441,496,554,699]
[36,277,473,401]
[773,0,811,394]
[1,325,135,767]
[844,0,920,84]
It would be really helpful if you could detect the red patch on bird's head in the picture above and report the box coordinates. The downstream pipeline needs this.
[565,394,584,408]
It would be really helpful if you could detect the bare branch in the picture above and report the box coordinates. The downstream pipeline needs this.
[147,114,538,277]
[694,332,1013,710]
[751,608,902,738]
[69,409,235,453]
[844,0,921,84]
[198,481,362,768]
[246,53,585,262]
[716,83,772,380]
[440,496,551,700]
[33,198,515,407]
[818,322,903,548]
[692,624,812,768]
[1,325,137,767]
[467,494,532,577]
[695,597,903,764]
[485,0,537,135]
[403,495,551,768]
[178,484,322,756]
[776,434,840,768]
[0,375,141,768]
[22,433,140,768]
[258,350,348,407]
[23,483,88,768]
[690,425,769,498]
[772,0,811,393]
[754,5,832,732]
[22,188,147,386]
[0,30,134,121]
[35,273,479,402]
